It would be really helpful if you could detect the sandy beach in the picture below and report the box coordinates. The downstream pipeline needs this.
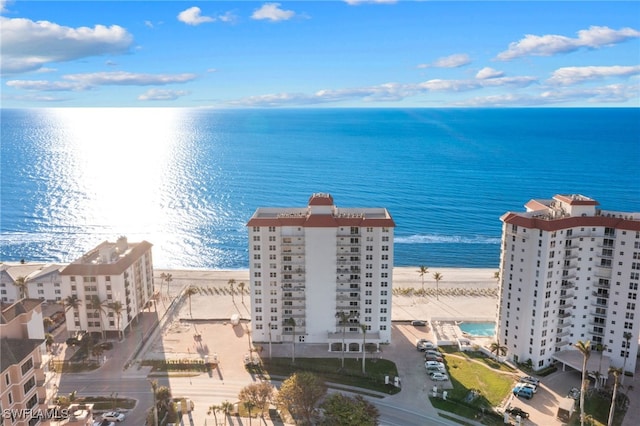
[154,266,499,323]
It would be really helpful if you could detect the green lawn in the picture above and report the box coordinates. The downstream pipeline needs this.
[258,357,401,395]
[444,355,515,406]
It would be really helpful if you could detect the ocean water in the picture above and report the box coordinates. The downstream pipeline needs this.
[1,108,638,269]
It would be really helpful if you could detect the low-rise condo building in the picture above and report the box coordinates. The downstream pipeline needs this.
[247,193,395,352]
[0,299,48,425]
[0,264,63,304]
[497,194,640,378]
[59,237,154,340]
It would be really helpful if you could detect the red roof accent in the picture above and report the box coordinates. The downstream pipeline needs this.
[501,213,640,232]
[246,216,395,228]
[554,194,599,206]
[308,193,334,206]
[305,214,339,227]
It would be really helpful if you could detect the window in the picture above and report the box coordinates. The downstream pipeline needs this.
[21,357,34,375]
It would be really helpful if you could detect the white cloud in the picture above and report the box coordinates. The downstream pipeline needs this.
[251,3,295,22]
[476,67,504,79]
[0,16,133,74]
[138,89,190,101]
[178,7,215,26]
[497,26,640,60]
[6,71,197,92]
[229,74,538,106]
[547,65,640,85]
[418,54,471,69]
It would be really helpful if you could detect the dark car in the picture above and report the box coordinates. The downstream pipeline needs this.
[97,342,114,350]
[424,354,444,362]
[506,407,529,419]
[411,320,426,326]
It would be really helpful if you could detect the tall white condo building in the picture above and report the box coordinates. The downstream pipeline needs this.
[247,194,395,352]
[497,194,640,376]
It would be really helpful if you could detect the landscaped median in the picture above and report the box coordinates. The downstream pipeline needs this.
[251,357,401,395]
[430,348,518,425]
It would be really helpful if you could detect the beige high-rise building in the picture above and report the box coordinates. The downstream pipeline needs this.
[497,194,640,378]
[247,194,395,352]
[59,237,154,340]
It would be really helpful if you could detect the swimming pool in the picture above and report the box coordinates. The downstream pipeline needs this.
[458,322,495,337]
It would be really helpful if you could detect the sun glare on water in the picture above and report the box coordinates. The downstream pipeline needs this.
[48,108,197,265]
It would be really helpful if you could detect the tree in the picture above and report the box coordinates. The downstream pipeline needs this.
[283,317,296,364]
[575,340,591,426]
[489,341,507,359]
[88,295,107,340]
[238,282,246,304]
[433,272,443,301]
[607,367,622,426]
[596,343,608,388]
[622,331,632,385]
[319,393,379,426]
[43,316,54,333]
[14,276,29,299]
[164,273,173,300]
[91,343,104,363]
[108,301,124,340]
[63,295,82,313]
[239,382,273,419]
[155,385,173,424]
[360,323,368,374]
[185,286,198,318]
[335,311,354,369]
[418,266,428,292]
[149,380,159,426]
[276,372,327,425]
[45,333,54,352]
[220,400,233,426]
[228,279,236,303]
[207,404,221,426]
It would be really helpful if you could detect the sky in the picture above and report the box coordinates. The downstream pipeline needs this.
[1,0,639,108]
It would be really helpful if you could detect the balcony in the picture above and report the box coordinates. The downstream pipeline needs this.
[592,291,609,298]
[594,280,611,289]
[590,299,608,308]
[558,319,572,328]
[559,291,574,299]
[336,277,361,284]
[592,328,605,336]
[561,280,575,289]
[558,311,571,319]
[555,340,571,348]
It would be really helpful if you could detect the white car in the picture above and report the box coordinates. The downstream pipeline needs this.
[102,412,125,422]
[430,372,448,381]
[425,361,445,372]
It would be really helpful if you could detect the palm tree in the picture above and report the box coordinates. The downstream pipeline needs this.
[14,276,29,299]
[228,279,236,303]
[489,340,507,359]
[607,367,622,426]
[335,311,354,369]
[575,340,592,426]
[360,323,368,374]
[622,331,632,385]
[283,317,296,364]
[238,282,245,303]
[45,333,54,352]
[220,400,233,426]
[244,401,255,426]
[149,380,159,426]
[88,295,107,340]
[159,272,167,306]
[418,266,428,292]
[596,343,608,388]
[185,286,198,317]
[63,295,82,313]
[164,273,173,299]
[207,404,221,426]
[43,316,54,333]
[433,272,443,301]
[108,301,124,340]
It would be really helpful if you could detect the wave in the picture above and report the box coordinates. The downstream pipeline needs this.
[395,234,501,245]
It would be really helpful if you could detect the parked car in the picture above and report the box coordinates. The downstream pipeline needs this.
[512,385,534,400]
[429,372,448,381]
[425,361,446,372]
[424,349,442,356]
[93,421,115,426]
[102,412,125,422]
[416,339,437,351]
[97,342,114,350]
[411,320,426,326]
[506,406,530,419]
[424,354,444,362]
[568,387,580,400]
[518,382,538,393]
[520,376,540,386]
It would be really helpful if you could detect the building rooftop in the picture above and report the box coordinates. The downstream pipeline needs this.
[0,337,44,373]
[60,237,152,276]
